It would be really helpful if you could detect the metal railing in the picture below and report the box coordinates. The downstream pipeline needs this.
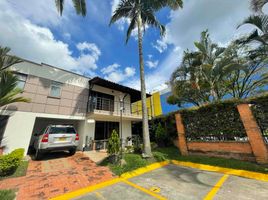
[87,97,152,117]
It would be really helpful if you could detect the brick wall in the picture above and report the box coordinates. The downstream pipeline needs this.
[187,141,255,162]
[175,103,268,164]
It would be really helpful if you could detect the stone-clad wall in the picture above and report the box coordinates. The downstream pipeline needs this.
[7,75,89,116]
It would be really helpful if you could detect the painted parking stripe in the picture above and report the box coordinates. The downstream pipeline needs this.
[122,179,167,200]
[51,161,168,200]
[172,160,268,182]
[203,174,229,200]
[50,178,122,200]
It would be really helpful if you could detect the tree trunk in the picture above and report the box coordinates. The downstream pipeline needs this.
[137,11,152,157]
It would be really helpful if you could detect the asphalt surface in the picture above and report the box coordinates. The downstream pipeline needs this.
[74,164,268,200]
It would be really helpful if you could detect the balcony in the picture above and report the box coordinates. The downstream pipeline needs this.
[87,97,150,121]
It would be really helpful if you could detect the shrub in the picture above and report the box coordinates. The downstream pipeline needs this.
[155,123,167,147]
[0,148,24,176]
[152,151,168,162]
[107,130,120,163]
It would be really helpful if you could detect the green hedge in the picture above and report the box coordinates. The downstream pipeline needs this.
[250,94,268,138]
[180,101,247,141]
[0,148,24,176]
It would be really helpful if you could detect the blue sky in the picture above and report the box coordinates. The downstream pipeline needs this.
[0,0,253,92]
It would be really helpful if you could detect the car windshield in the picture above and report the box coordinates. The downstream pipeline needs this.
[49,127,76,134]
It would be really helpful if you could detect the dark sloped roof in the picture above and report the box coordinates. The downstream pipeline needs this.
[89,77,151,103]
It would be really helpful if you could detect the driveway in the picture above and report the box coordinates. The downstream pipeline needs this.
[53,162,268,200]
[0,152,114,200]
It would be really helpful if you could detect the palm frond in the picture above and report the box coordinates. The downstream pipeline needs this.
[110,0,133,25]
[147,0,183,11]
[142,9,166,36]
[250,0,268,13]
[0,46,22,71]
[237,15,267,33]
[55,0,64,16]
[126,17,137,43]
[72,0,87,17]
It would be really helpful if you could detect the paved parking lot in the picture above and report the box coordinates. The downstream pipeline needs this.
[55,162,268,200]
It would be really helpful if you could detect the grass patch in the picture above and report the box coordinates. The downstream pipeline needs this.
[100,153,155,175]
[0,189,16,200]
[101,146,268,175]
[0,161,29,180]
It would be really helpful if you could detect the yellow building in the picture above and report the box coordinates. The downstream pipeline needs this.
[131,92,163,118]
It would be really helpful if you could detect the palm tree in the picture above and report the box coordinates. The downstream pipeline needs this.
[250,0,268,13]
[238,15,268,46]
[55,0,87,16]
[110,0,183,157]
[0,47,30,108]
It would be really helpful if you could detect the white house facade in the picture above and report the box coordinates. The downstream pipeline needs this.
[0,59,146,155]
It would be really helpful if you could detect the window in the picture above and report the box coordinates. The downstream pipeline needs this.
[16,73,27,90]
[50,82,62,98]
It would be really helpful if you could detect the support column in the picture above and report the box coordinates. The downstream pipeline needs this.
[237,104,268,164]
[175,113,188,156]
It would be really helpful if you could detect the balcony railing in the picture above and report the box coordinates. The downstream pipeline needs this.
[87,97,152,118]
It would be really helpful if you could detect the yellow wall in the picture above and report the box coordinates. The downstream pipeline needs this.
[131,92,162,117]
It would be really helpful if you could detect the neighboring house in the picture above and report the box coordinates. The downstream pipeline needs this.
[0,59,149,155]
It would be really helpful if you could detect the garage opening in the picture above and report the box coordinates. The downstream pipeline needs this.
[28,117,81,154]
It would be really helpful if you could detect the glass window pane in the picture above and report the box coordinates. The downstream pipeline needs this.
[50,85,61,97]
[17,81,25,90]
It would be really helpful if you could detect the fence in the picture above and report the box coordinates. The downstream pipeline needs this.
[173,95,268,164]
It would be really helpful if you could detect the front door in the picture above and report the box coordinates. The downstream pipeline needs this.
[94,121,119,140]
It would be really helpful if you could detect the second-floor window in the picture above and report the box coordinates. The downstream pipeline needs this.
[88,91,114,112]
[50,82,62,98]
[16,73,27,90]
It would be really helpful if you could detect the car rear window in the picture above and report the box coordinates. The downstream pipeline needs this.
[49,127,76,134]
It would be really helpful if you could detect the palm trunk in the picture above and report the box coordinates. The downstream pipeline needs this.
[137,11,152,157]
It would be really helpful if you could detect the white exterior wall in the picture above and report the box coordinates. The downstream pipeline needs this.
[3,112,36,155]
[2,110,85,155]
[77,120,95,150]
[121,120,132,146]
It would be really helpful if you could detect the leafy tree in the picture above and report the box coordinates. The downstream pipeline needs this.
[169,30,242,107]
[224,42,268,98]
[110,0,183,157]
[0,47,30,108]
[55,0,87,16]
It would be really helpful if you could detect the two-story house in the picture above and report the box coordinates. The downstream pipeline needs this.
[0,59,150,155]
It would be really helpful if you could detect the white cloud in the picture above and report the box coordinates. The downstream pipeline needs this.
[0,1,101,75]
[76,42,101,59]
[146,60,159,69]
[152,39,168,53]
[125,67,136,77]
[7,0,71,26]
[125,47,183,92]
[101,63,136,83]
[164,0,252,50]
[101,63,120,74]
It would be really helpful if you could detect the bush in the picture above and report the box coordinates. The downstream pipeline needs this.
[0,189,16,200]
[155,123,168,147]
[0,148,24,176]
[107,130,120,164]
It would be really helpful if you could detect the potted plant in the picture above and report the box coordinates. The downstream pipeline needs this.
[107,129,120,164]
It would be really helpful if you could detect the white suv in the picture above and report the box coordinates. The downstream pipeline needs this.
[32,125,79,160]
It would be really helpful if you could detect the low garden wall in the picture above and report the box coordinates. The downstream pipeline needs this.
[172,95,268,164]
[187,141,255,162]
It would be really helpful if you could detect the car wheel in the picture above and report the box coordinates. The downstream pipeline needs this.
[34,149,42,160]
[69,149,76,156]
